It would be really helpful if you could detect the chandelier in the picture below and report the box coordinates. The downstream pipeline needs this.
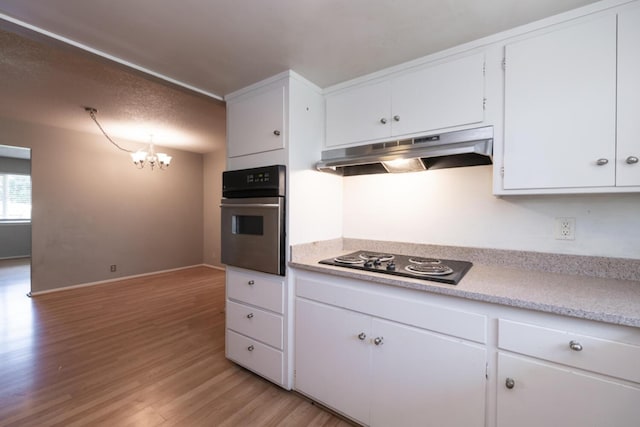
[85,107,172,170]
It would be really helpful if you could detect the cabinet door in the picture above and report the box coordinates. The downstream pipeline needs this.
[325,80,391,147]
[370,319,486,427]
[294,299,372,425]
[391,53,485,137]
[497,353,640,427]
[503,15,617,190]
[227,83,285,157]
[617,7,640,186]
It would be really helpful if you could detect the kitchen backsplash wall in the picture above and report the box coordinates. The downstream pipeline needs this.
[343,165,640,259]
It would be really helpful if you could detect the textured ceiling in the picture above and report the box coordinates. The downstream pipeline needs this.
[0,0,601,97]
[0,24,226,153]
[0,0,602,153]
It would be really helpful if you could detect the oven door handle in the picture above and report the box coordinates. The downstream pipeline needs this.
[219,203,280,209]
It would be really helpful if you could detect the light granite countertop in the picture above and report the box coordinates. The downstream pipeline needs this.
[289,239,640,328]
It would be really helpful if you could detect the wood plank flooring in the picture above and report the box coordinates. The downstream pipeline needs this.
[0,265,350,426]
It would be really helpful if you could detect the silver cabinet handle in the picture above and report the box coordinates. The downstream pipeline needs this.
[247,280,255,286]
[373,337,384,346]
[273,130,281,136]
[380,118,388,124]
[358,332,367,340]
[569,340,583,351]
[505,378,515,389]
[393,115,400,122]
[247,313,254,319]
[626,156,639,165]
[247,345,255,351]
[596,158,609,166]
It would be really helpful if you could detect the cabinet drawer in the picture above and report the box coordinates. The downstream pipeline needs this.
[227,269,284,313]
[226,330,283,385]
[499,319,640,383]
[227,300,283,349]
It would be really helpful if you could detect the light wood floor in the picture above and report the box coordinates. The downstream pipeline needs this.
[0,266,350,427]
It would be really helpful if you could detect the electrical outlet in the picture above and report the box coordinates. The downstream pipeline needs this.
[554,217,575,240]
[110,264,117,272]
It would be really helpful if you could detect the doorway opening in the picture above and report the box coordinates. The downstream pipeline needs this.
[0,144,32,298]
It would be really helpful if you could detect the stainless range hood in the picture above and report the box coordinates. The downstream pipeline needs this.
[316,126,493,176]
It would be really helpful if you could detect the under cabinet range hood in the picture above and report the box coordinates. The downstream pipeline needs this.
[316,126,493,176]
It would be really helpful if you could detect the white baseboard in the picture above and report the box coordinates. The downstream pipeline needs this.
[202,263,226,271]
[29,264,218,296]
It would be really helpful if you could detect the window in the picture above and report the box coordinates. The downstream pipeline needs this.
[0,174,31,221]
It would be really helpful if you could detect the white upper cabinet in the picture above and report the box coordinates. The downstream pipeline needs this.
[501,6,640,194]
[325,80,392,147]
[325,53,485,148]
[391,53,485,137]
[503,14,617,190]
[617,6,640,187]
[227,82,285,158]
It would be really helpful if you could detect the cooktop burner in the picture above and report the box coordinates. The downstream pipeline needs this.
[408,257,441,265]
[405,264,453,276]
[320,250,472,285]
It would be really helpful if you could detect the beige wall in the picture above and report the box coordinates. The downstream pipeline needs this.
[203,148,226,267]
[0,117,209,292]
[203,104,226,268]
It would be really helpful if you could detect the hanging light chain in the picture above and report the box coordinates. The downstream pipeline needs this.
[85,107,134,153]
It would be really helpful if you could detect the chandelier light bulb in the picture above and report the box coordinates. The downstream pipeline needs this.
[131,150,147,168]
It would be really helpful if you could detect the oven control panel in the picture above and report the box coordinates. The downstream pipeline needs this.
[223,165,286,198]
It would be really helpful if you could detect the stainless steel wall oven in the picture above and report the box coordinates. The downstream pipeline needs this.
[220,165,286,276]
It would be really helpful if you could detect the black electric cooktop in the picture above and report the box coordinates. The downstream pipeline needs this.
[319,250,472,285]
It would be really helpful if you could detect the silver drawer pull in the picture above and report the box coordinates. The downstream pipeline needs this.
[373,337,384,346]
[273,130,281,136]
[247,280,255,285]
[358,332,366,340]
[393,115,400,122]
[380,118,388,124]
[626,156,639,165]
[246,313,254,319]
[505,377,515,389]
[596,158,609,166]
[569,340,583,351]
[247,345,255,351]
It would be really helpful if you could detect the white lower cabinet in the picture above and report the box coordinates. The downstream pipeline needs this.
[370,318,486,427]
[294,275,486,426]
[226,330,284,385]
[295,299,372,425]
[225,267,291,389]
[497,353,640,427]
[293,269,640,427]
[497,318,640,427]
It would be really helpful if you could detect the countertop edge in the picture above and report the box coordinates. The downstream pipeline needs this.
[289,260,640,329]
